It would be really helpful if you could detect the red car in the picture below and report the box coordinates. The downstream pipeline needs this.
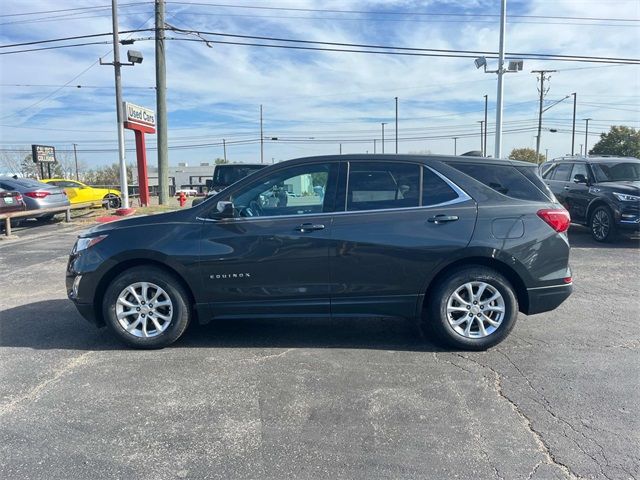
[0,188,26,230]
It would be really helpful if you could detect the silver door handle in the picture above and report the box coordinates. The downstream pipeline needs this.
[295,223,325,232]
[428,215,459,224]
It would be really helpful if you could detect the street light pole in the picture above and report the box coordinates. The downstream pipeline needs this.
[478,121,484,153]
[381,122,387,154]
[584,118,592,156]
[395,96,398,154]
[374,138,377,154]
[571,92,577,155]
[73,143,79,180]
[453,137,458,156]
[260,104,264,163]
[223,138,227,162]
[494,0,507,159]
[110,0,129,210]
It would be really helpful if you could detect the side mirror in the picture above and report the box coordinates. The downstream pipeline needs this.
[573,174,588,184]
[215,201,235,218]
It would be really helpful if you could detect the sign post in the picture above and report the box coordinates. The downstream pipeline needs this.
[123,102,156,207]
[31,144,57,179]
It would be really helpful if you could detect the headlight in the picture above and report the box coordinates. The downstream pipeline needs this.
[74,235,108,253]
[613,192,640,202]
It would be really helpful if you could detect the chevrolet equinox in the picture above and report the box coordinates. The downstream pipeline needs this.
[67,155,572,350]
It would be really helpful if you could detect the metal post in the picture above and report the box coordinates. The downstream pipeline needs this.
[494,0,506,159]
[111,0,129,209]
[73,143,79,180]
[584,118,591,156]
[374,138,377,154]
[453,137,458,156]
[339,143,342,155]
[223,138,227,162]
[479,121,484,153]
[381,122,387,154]
[260,104,264,163]
[395,96,398,154]
[483,94,488,156]
[571,92,577,155]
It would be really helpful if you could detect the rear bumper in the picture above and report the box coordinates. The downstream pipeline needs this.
[525,283,572,315]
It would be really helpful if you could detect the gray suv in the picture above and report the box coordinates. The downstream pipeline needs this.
[67,155,572,350]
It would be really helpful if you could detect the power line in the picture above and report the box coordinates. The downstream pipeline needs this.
[0,2,150,18]
[0,29,151,49]
[0,37,153,56]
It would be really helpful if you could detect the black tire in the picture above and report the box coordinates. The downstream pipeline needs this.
[102,266,191,349]
[590,205,617,243]
[424,266,518,351]
[104,194,121,209]
[36,213,55,223]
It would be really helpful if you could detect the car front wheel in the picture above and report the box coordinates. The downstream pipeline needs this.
[102,266,191,349]
[104,194,121,209]
[590,205,617,242]
[425,266,518,350]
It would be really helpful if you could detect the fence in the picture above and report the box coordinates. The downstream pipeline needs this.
[0,201,97,237]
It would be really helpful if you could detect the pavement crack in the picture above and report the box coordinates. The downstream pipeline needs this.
[453,353,581,480]
[253,348,296,363]
[0,351,93,416]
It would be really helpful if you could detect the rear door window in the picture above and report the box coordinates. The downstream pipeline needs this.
[571,163,589,182]
[448,163,549,201]
[347,162,420,211]
[422,168,459,206]
[551,163,572,181]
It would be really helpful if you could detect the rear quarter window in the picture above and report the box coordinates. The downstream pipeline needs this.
[447,163,550,202]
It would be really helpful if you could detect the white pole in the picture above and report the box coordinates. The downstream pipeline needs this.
[494,0,507,159]
[111,0,129,209]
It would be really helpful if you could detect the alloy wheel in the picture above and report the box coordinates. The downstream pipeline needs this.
[592,209,610,241]
[446,281,505,338]
[115,282,173,338]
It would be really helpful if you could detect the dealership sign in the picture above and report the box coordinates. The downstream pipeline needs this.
[31,144,56,163]
[123,102,156,128]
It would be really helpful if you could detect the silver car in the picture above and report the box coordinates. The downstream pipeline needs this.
[0,176,70,221]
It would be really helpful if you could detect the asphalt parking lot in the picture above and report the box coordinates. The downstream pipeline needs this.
[0,221,638,480]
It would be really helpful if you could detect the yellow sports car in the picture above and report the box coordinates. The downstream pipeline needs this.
[41,179,122,208]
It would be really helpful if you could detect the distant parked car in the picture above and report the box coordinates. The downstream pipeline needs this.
[0,177,70,221]
[541,156,640,242]
[0,188,26,231]
[41,178,121,209]
[193,163,266,206]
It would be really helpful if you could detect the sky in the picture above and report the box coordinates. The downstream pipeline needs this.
[0,0,639,171]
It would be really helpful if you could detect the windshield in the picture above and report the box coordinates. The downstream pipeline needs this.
[591,162,640,182]
[213,165,264,187]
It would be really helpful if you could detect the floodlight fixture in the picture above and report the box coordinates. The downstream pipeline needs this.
[507,59,524,71]
[127,50,144,64]
[474,56,487,69]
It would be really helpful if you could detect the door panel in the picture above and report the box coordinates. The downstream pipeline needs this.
[565,163,591,222]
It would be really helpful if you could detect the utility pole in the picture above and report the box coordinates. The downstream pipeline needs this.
[339,143,342,155]
[374,138,377,154]
[395,97,398,154]
[532,69,555,158]
[483,94,488,156]
[110,0,129,209]
[73,143,79,180]
[155,0,168,204]
[478,121,484,153]
[223,138,227,162]
[260,104,264,163]
[381,122,387,154]
[453,137,458,156]
[494,0,507,159]
[571,92,577,155]
[584,118,591,156]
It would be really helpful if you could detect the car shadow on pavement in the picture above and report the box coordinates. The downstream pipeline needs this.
[568,225,640,249]
[0,299,446,353]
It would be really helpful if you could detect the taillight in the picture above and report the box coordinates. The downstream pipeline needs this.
[537,208,571,233]
[24,190,51,199]
[15,193,23,202]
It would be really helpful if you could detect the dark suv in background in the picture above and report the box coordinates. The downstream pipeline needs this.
[67,155,572,350]
[541,156,640,242]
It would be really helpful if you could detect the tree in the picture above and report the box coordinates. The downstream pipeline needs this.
[589,126,640,158]
[508,147,545,164]
[83,163,133,186]
[214,157,229,165]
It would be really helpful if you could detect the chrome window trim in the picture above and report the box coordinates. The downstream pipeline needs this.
[197,162,473,223]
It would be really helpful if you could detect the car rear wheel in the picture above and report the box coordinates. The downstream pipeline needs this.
[425,266,518,350]
[590,205,617,242]
[102,266,191,349]
[35,214,55,223]
[104,194,121,209]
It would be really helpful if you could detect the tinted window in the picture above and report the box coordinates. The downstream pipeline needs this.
[591,162,640,182]
[551,163,572,181]
[516,166,555,200]
[449,163,549,202]
[347,162,420,211]
[0,178,44,188]
[422,167,459,205]
[571,163,589,181]
[231,163,336,217]
[213,165,264,187]
[540,163,555,179]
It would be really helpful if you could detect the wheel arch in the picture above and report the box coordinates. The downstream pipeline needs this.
[92,259,197,327]
[420,256,529,315]
[586,198,613,224]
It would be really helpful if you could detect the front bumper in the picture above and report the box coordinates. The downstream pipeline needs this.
[66,271,101,326]
[525,283,573,315]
